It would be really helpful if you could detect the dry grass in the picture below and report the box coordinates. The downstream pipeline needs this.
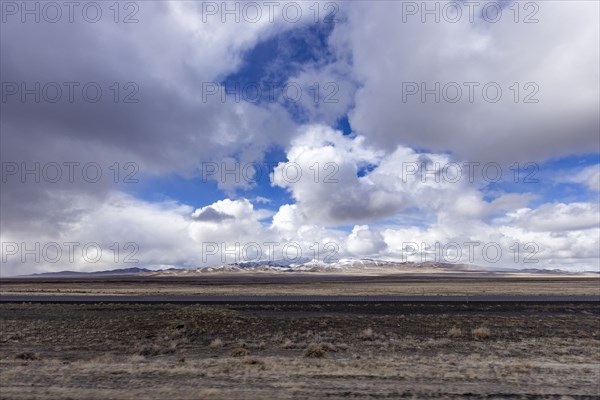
[303,342,338,358]
[138,334,184,356]
[1,302,598,399]
[241,356,265,366]
[138,344,161,357]
[4,275,598,297]
[359,328,374,340]
[230,347,250,357]
[472,326,491,339]
[448,327,463,338]
[199,388,221,397]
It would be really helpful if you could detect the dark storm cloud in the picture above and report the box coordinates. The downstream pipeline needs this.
[0,1,297,229]
[191,207,235,222]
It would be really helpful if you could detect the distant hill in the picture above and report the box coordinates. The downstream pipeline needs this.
[28,267,156,277]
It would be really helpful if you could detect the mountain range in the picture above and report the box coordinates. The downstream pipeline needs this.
[24,259,590,276]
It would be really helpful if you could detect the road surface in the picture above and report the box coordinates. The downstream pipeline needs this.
[0,295,598,303]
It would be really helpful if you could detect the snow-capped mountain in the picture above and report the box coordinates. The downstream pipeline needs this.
[26,259,587,277]
[149,258,479,275]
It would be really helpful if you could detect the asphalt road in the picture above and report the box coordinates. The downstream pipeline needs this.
[0,295,598,303]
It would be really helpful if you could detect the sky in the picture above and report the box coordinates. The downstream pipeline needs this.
[1,0,599,275]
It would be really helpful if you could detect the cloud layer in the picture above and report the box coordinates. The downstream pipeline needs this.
[335,1,600,162]
[1,1,598,275]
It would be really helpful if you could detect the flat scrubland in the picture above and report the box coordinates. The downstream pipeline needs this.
[1,273,599,296]
[1,302,599,399]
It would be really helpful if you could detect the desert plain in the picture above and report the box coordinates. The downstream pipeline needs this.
[0,272,598,399]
